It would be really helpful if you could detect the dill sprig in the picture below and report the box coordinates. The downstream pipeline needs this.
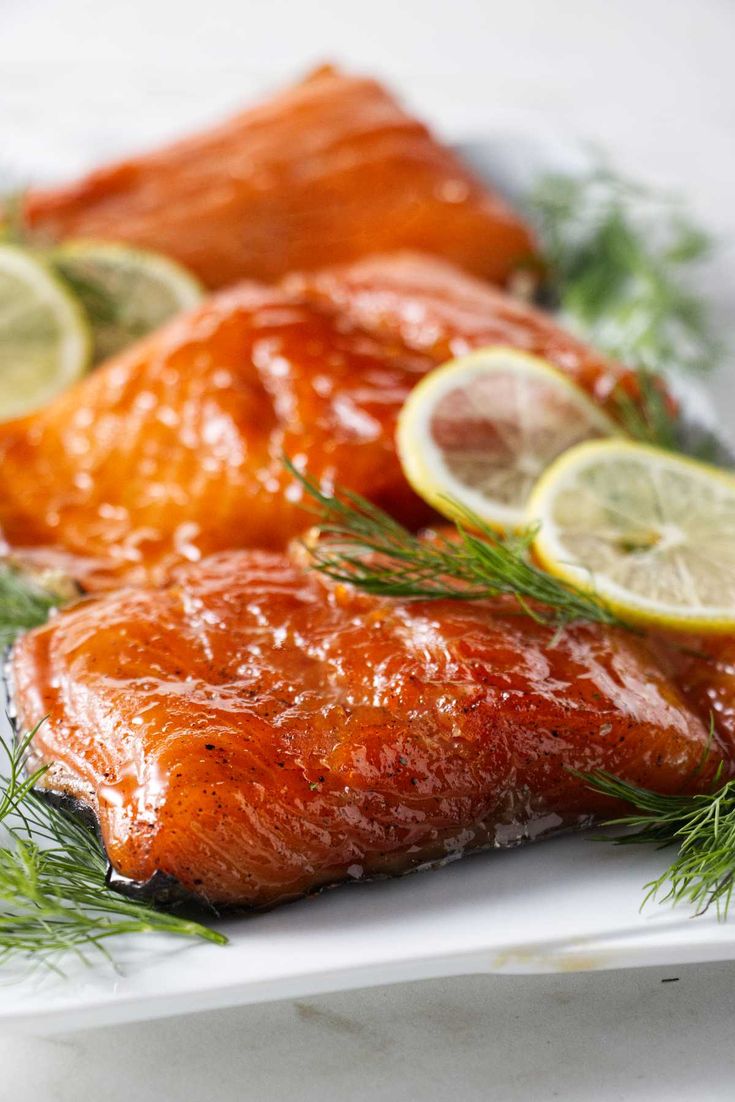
[611,365,727,462]
[611,368,680,452]
[287,461,621,629]
[583,767,735,918]
[528,163,722,379]
[0,725,226,971]
[529,165,727,460]
[0,565,67,650]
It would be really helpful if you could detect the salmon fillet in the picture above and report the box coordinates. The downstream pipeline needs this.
[653,633,735,754]
[0,253,633,590]
[23,67,536,288]
[9,548,723,908]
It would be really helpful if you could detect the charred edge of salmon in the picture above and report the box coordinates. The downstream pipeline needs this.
[1,648,213,912]
[37,788,199,907]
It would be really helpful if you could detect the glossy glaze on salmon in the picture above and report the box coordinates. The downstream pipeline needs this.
[0,253,634,591]
[23,67,535,289]
[10,548,725,908]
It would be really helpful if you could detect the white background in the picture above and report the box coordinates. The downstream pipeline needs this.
[1,0,734,1097]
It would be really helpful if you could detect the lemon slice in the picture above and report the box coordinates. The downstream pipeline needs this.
[528,439,735,632]
[51,241,203,363]
[397,347,619,530]
[0,244,91,420]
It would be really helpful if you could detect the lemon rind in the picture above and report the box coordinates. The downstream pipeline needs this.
[51,239,204,307]
[397,346,620,532]
[0,244,92,421]
[528,439,735,633]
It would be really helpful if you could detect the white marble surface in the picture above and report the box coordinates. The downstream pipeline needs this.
[4,963,735,1102]
[1,0,734,1096]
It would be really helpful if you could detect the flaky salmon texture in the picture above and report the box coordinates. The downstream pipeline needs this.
[0,252,635,591]
[23,66,535,289]
[10,548,730,908]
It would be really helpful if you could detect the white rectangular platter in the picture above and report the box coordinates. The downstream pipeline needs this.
[0,131,732,1036]
[3,833,735,1035]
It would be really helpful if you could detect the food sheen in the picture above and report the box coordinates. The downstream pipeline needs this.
[0,253,634,589]
[10,548,723,907]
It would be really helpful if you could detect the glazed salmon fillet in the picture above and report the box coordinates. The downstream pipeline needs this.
[0,253,633,590]
[10,548,723,908]
[23,67,535,288]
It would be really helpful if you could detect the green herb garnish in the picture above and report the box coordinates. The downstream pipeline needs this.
[529,164,727,459]
[0,725,225,971]
[0,565,66,650]
[287,460,621,630]
[611,368,680,451]
[583,766,735,919]
[528,163,721,379]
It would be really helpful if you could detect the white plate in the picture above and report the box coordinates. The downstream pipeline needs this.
[3,834,735,1036]
[1,135,732,1036]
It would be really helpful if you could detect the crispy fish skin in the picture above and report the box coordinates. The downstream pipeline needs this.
[0,253,633,591]
[10,549,722,908]
[23,67,536,289]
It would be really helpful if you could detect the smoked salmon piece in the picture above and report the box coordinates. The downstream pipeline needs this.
[0,253,634,591]
[10,548,723,908]
[653,633,735,755]
[23,67,536,289]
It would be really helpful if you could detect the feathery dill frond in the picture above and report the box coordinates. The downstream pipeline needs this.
[583,765,735,918]
[528,163,721,379]
[0,724,226,971]
[286,460,622,629]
